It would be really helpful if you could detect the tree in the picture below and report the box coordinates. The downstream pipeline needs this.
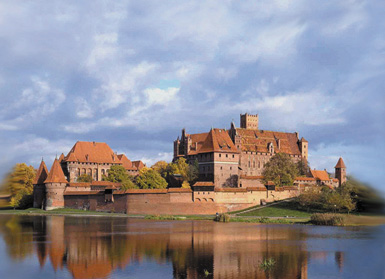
[102,165,137,190]
[0,163,36,209]
[296,159,310,176]
[262,153,298,187]
[168,158,199,187]
[151,161,169,178]
[136,167,167,189]
[77,174,92,182]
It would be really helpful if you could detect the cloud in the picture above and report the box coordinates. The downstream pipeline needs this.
[0,0,384,192]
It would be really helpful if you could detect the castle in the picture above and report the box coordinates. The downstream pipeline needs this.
[33,113,347,214]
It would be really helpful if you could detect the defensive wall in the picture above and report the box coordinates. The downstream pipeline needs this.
[63,186,299,215]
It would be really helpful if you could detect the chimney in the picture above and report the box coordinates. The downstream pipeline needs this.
[277,139,281,150]
[295,132,299,140]
[93,141,96,146]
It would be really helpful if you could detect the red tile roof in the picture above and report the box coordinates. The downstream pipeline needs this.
[117,154,136,170]
[215,188,247,192]
[58,153,65,162]
[63,141,121,164]
[64,191,102,196]
[44,159,68,183]
[198,129,239,154]
[235,128,301,155]
[91,181,121,187]
[34,160,49,184]
[246,187,266,191]
[68,183,90,187]
[132,160,145,170]
[193,182,215,187]
[167,188,193,193]
[310,170,330,181]
[114,189,168,194]
[335,157,346,168]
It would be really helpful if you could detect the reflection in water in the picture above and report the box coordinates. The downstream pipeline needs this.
[0,215,371,279]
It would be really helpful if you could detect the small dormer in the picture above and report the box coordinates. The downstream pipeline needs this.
[268,142,274,154]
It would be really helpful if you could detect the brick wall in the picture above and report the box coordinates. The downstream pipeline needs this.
[63,187,300,215]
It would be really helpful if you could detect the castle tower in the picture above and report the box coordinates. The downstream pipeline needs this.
[299,137,308,161]
[33,160,49,209]
[334,157,346,187]
[44,159,68,210]
[240,113,259,130]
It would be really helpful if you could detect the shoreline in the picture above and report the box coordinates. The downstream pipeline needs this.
[1,208,384,226]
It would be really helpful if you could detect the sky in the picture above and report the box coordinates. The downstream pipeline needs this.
[0,1,384,192]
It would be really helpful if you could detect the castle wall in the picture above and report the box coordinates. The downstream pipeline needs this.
[63,187,299,215]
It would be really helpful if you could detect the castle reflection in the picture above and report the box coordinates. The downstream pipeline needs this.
[0,215,345,279]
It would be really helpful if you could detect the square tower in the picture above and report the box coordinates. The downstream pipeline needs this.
[240,113,259,130]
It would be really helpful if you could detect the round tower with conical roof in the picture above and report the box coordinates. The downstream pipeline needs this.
[33,159,49,208]
[334,157,347,187]
[44,158,68,210]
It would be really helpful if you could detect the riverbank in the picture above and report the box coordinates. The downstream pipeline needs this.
[1,207,384,226]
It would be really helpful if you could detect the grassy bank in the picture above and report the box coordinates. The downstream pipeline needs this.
[0,207,384,226]
[235,200,314,218]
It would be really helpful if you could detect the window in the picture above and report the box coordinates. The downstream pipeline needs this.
[220,166,222,170]
[230,167,232,170]
[219,154,221,158]
[232,154,234,158]
[226,154,228,158]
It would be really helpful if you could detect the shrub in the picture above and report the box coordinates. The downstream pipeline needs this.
[214,213,230,222]
[310,213,345,226]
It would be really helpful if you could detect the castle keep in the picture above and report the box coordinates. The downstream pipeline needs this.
[33,113,345,214]
[174,113,309,188]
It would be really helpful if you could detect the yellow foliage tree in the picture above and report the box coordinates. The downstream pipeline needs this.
[1,163,36,208]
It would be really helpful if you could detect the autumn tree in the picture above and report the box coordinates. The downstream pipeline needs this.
[262,153,298,187]
[167,158,199,187]
[102,165,137,190]
[151,161,169,178]
[136,167,167,189]
[0,163,36,209]
[77,174,92,182]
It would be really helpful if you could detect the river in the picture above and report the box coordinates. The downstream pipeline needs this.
[0,215,383,279]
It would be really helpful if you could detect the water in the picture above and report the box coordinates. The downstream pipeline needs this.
[0,215,383,279]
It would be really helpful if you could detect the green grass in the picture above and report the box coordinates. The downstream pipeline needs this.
[237,201,312,218]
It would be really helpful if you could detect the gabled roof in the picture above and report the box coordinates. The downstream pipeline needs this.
[235,128,301,155]
[63,141,121,164]
[34,160,49,184]
[44,159,68,183]
[198,129,239,154]
[310,170,330,181]
[117,154,136,170]
[335,157,346,168]
[132,160,145,170]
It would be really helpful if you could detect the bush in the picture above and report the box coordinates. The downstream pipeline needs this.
[214,213,230,222]
[310,213,345,226]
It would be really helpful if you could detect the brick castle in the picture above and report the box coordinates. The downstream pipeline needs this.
[33,113,347,214]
